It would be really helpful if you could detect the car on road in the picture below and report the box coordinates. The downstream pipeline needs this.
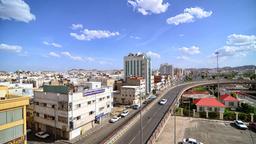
[183,138,203,144]
[35,131,50,139]
[110,115,121,123]
[234,120,248,129]
[120,110,129,117]
[159,99,167,105]
[132,104,141,110]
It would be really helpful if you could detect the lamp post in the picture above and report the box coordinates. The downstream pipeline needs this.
[140,92,143,144]
[215,51,220,100]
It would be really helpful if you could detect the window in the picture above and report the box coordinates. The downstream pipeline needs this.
[229,102,234,106]
[58,116,68,123]
[0,124,23,144]
[99,98,103,101]
[52,104,55,108]
[107,96,110,99]
[89,111,94,115]
[99,107,104,111]
[77,116,81,120]
[77,104,81,108]
[0,112,7,125]
[88,101,91,105]
[107,105,110,108]
[199,107,203,111]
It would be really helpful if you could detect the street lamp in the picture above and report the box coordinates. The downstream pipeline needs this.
[140,91,143,144]
[215,51,220,100]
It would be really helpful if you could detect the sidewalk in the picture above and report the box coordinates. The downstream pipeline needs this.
[155,116,193,144]
[155,116,236,144]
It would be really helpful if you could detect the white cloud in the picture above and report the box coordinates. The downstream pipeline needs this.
[0,43,22,52]
[146,51,160,58]
[213,34,256,58]
[43,41,62,48]
[70,28,120,41]
[167,7,212,25]
[128,0,169,15]
[71,24,83,30]
[167,13,194,25]
[176,56,189,60]
[84,57,95,62]
[226,34,256,46]
[61,51,83,61]
[130,36,141,40]
[48,52,60,58]
[0,0,35,23]
[184,7,212,19]
[179,46,200,55]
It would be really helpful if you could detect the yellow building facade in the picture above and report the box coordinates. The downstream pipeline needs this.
[0,95,29,144]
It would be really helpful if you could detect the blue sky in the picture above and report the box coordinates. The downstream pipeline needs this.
[0,0,256,71]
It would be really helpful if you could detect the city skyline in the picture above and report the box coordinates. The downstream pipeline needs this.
[1,0,256,71]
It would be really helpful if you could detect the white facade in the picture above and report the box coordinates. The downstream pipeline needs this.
[84,82,101,90]
[34,86,113,140]
[0,82,34,97]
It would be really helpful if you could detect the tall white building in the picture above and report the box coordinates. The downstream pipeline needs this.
[34,83,113,140]
[159,63,173,77]
[124,53,151,94]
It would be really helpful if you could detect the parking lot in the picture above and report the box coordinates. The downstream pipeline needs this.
[184,119,256,144]
[156,117,256,144]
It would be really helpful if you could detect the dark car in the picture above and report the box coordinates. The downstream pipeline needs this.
[249,122,256,131]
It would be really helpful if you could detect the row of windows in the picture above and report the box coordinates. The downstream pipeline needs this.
[0,108,23,125]
[121,94,138,97]
[0,125,23,144]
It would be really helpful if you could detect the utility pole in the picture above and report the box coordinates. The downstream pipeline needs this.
[140,92,143,144]
[215,51,220,100]
[174,105,176,144]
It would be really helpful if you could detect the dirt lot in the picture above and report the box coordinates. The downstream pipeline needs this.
[156,116,256,144]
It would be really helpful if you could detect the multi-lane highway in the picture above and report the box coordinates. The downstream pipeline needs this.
[114,83,191,144]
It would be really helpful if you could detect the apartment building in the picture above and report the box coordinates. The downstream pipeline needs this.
[126,76,146,95]
[124,53,152,94]
[159,63,174,77]
[0,94,29,144]
[116,86,144,105]
[33,83,113,140]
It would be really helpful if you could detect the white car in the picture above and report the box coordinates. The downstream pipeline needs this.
[120,110,129,117]
[132,104,141,110]
[110,116,121,123]
[159,99,167,105]
[35,131,50,139]
[234,120,248,129]
[183,138,203,144]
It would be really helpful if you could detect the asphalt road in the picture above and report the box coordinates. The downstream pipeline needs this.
[75,108,139,144]
[114,84,195,144]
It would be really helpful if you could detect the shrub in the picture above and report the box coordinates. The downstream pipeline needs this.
[224,111,236,120]
[199,112,206,118]
[238,113,251,122]
[208,112,218,119]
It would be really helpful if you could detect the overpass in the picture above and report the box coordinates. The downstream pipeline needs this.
[103,80,256,144]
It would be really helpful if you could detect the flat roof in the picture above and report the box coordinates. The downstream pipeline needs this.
[121,85,139,88]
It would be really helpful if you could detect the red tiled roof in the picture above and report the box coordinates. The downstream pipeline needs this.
[193,98,225,107]
[220,94,239,102]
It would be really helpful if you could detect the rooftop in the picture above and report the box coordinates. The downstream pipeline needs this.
[220,94,239,102]
[193,98,225,108]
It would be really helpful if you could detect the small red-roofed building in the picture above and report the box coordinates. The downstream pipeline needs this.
[220,94,239,109]
[193,98,225,112]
